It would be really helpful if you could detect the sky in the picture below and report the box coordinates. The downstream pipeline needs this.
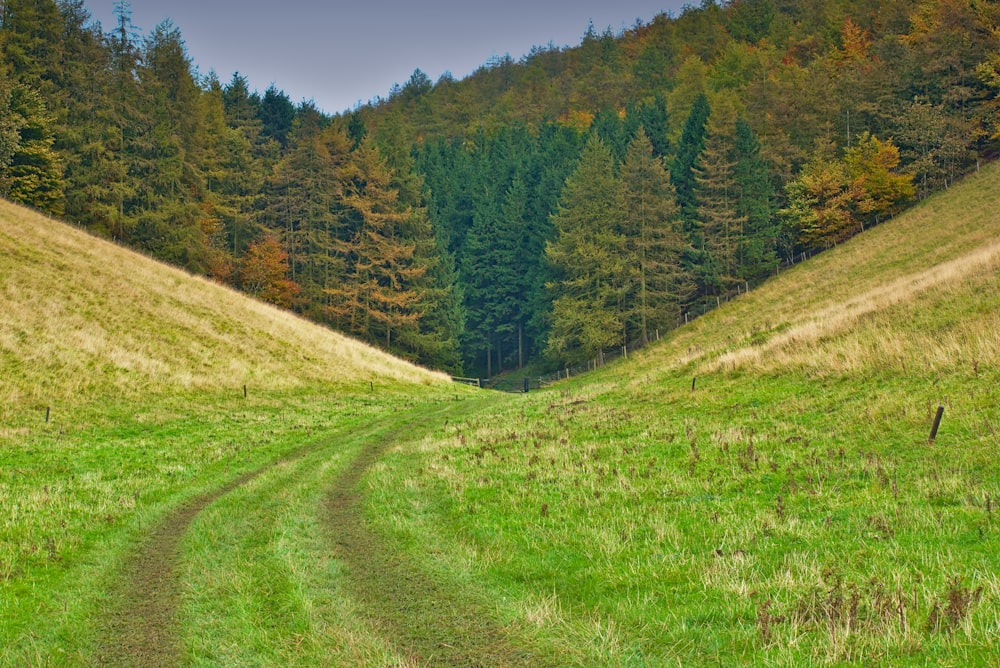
[88,1,692,115]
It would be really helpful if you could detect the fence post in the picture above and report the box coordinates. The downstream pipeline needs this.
[524,377,530,393]
[929,405,944,443]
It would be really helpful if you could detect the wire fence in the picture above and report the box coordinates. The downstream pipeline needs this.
[459,249,818,393]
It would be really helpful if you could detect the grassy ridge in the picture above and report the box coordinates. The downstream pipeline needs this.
[0,199,445,417]
[0,202,455,664]
[366,163,1000,664]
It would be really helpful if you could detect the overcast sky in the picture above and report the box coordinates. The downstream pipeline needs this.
[88,1,692,115]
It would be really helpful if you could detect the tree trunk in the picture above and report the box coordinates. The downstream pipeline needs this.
[518,322,524,369]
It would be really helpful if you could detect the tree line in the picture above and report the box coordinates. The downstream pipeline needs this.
[2,0,998,375]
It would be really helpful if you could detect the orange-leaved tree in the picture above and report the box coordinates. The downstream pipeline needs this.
[239,235,300,308]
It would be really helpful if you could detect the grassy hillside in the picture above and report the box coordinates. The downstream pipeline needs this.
[0,199,445,414]
[366,162,1000,664]
[0,202,455,664]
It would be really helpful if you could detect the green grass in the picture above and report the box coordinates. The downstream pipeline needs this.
[3,161,1000,665]
[370,370,1000,664]
[179,399,418,667]
[0,384,456,665]
[362,163,1000,665]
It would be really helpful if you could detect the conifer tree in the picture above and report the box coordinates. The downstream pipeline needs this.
[695,130,744,293]
[326,138,424,349]
[638,94,671,159]
[620,129,690,343]
[0,84,64,215]
[263,124,350,309]
[546,134,626,363]
[672,93,711,231]
[733,118,777,280]
[0,78,19,170]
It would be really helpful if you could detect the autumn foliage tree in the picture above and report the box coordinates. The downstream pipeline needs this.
[782,134,913,250]
[239,235,300,308]
[326,138,424,349]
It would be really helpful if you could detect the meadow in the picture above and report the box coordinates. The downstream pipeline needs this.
[0,201,461,665]
[1,160,999,665]
[365,163,1000,665]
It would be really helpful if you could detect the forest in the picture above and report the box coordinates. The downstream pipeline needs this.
[2,0,998,375]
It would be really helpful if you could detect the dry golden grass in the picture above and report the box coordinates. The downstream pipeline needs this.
[709,240,1000,374]
[624,161,1000,381]
[0,199,447,411]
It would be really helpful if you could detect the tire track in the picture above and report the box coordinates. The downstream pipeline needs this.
[323,405,555,667]
[95,435,332,667]
[97,398,547,667]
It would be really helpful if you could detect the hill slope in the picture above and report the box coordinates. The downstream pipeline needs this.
[0,199,457,665]
[624,159,1000,380]
[0,199,446,415]
[364,162,1000,665]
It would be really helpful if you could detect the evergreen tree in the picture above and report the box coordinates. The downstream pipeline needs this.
[0,84,64,215]
[546,134,627,363]
[461,183,508,375]
[672,93,711,237]
[638,94,671,159]
[260,84,296,148]
[620,129,690,343]
[733,117,778,280]
[387,135,463,371]
[127,20,209,271]
[0,77,19,170]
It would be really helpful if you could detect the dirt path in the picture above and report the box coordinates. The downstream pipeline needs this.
[97,399,546,667]
[323,407,553,667]
[95,467,265,667]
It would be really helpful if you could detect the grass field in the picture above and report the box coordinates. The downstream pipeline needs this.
[2,160,999,666]
[366,163,1000,665]
[0,203,460,665]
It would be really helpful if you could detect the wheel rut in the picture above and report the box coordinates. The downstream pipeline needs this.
[97,398,546,667]
[96,466,266,667]
[323,405,553,667]
[96,437,323,666]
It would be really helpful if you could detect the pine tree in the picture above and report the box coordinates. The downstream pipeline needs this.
[0,77,19,170]
[1,84,64,215]
[637,94,671,159]
[546,134,626,363]
[733,118,777,280]
[672,93,711,239]
[620,129,690,343]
